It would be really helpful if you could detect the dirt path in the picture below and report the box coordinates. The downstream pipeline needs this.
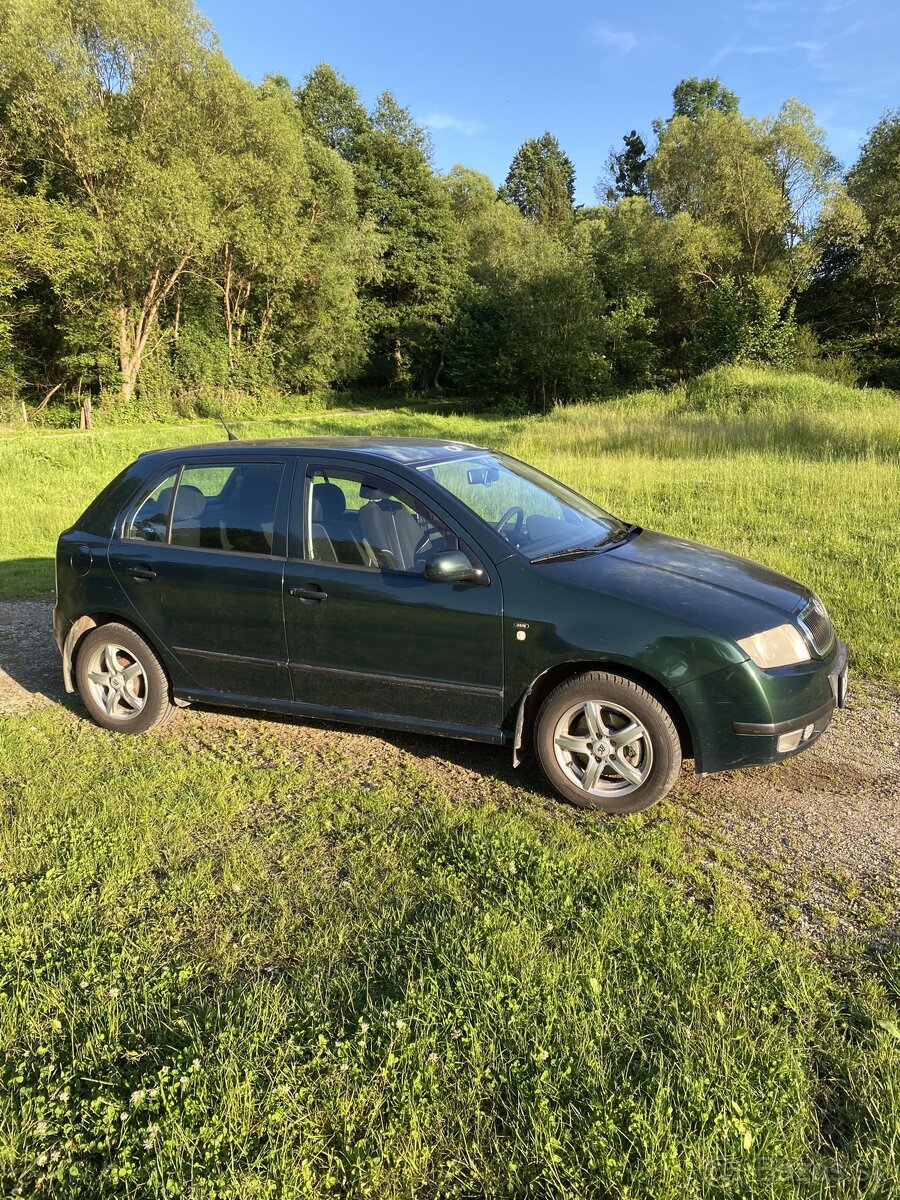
[2,599,898,940]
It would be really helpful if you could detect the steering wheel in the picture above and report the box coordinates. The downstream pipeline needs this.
[495,506,525,542]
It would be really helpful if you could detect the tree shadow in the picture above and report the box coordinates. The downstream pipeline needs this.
[0,555,55,601]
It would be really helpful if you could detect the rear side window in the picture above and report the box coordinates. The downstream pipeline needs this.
[125,462,284,555]
[125,472,178,542]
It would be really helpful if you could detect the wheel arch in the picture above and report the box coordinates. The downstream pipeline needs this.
[512,659,695,767]
[63,611,173,698]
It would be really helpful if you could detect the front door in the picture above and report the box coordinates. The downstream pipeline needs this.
[108,458,291,701]
[283,461,504,735]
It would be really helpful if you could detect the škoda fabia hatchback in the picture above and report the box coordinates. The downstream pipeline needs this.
[54,438,848,813]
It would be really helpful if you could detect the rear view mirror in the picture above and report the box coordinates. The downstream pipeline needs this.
[424,551,484,585]
[467,466,500,486]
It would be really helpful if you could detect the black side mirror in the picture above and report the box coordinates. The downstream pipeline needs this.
[424,550,484,584]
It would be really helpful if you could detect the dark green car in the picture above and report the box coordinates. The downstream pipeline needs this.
[54,437,848,813]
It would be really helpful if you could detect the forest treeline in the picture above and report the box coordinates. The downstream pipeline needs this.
[0,0,897,417]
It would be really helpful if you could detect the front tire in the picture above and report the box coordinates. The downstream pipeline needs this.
[535,671,681,813]
[75,622,174,734]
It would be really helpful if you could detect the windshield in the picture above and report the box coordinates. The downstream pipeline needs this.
[418,451,625,559]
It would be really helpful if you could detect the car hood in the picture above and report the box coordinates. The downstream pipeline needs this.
[539,529,811,635]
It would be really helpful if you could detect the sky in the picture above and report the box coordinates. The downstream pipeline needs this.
[199,0,899,205]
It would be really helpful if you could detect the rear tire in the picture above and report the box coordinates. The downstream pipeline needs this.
[75,622,174,734]
[535,671,681,813]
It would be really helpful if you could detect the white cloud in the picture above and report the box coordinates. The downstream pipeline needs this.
[713,37,827,65]
[422,112,485,136]
[591,23,637,55]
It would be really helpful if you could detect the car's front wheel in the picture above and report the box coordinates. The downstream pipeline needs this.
[75,622,174,734]
[535,671,682,813]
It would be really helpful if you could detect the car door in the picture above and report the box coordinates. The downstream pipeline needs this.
[282,459,505,735]
[108,456,292,701]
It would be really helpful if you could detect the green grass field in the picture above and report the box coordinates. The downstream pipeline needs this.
[1,367,900,1195]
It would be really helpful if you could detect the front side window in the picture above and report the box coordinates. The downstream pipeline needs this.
[125,462,283,555]
[304,468,461,573]
[420,452,624,559]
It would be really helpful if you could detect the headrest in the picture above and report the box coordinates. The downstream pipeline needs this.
[360,483,404,506]
[153,487,174,517]
[174,484,206,520]
[359,482,389,501]
[312,481,346,520]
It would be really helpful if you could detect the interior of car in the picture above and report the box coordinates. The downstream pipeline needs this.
[307,475,459,572]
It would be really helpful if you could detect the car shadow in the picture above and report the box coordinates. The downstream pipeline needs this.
[0,591,69,711]
[184,697,556,805]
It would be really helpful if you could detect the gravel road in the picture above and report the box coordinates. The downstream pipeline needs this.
[2,599,898,941]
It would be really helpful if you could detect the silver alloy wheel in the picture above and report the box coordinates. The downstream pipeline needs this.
[84,642,148,720]
[552,699,653,797]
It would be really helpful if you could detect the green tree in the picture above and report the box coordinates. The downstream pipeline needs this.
[449,193,602,405]
[351,94,460,387]
[0,0,250,400]
[602,130,651,203]
[499,133,576,229]
[207,77,368,387]
[296,63,370,162]
[845,111,900,381]
[670,77,740,122]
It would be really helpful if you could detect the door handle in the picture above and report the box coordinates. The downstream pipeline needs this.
[289,585,327,603]
[125,565,157,582]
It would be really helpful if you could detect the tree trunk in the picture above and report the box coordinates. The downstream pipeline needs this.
[115,254,192,401]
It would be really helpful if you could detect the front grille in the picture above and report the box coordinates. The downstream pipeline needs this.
[799,597,834,656]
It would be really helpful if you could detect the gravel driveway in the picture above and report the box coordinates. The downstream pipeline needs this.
[2,598,898,941]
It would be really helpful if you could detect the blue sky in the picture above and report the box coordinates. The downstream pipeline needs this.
[199,0,898,205]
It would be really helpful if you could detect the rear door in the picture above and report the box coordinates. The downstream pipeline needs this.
[108,455,292,701]
[282,459,505,736]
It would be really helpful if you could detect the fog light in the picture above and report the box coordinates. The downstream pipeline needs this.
[777,729,804,752]
[803,723,814,741]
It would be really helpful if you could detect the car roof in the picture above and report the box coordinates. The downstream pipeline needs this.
[137,436,487,468]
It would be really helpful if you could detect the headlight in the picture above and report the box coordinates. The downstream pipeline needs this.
[737,624,812,669]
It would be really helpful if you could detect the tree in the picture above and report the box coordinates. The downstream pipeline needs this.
[650,101,846,293]
[499,133,575,229]
[448,195,603,405]
[801,110,900,384]
[207,77,367,386]
[847,111,900,373]
[0,0,249,400]
[351,94,460,387]
[670,77,740,122]
[602,130,651,203]
[296,63,370,162]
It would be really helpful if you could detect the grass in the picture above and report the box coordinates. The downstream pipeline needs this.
[2,366,898,676]
[0,706,898,1197]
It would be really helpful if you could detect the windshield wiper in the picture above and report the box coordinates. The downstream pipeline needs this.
[529,524,640,565]
[592,523,639,549]
[529,545,603,564]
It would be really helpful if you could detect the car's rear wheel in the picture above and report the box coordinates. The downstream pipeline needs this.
[75,623,174,734]
[535,671,682,813]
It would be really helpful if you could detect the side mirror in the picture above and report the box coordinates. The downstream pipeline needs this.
[424,550,484,585]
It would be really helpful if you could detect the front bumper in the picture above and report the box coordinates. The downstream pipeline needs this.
[674,640,849,775]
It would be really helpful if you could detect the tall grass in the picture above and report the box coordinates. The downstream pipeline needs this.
[1,367,898,676]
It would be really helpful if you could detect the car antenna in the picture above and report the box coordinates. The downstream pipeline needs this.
[219,416,238,442]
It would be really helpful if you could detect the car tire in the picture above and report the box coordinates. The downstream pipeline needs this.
[535,671,682,813]
[75,622,174,734]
